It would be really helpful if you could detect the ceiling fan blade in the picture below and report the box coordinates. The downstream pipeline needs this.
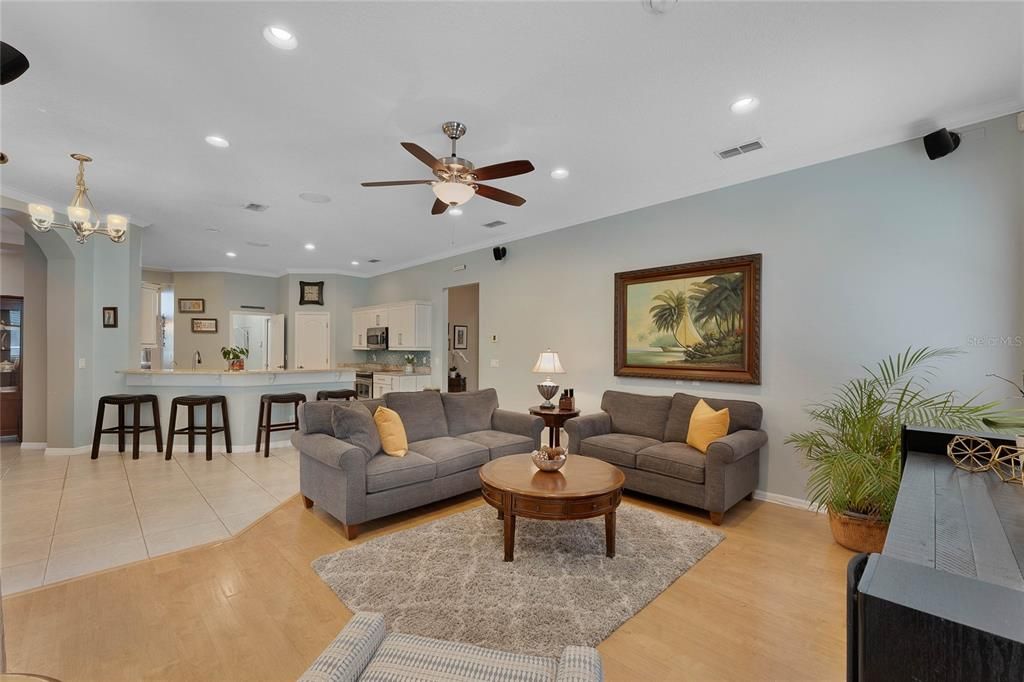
[475,184,526,207]
[471,160,535,181]
[401,142,442,171]
[361,180,434,187]
[431,198,448,215]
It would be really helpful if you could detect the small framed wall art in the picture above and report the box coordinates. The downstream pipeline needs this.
[102,306,118,328]
[453,324,469,350]
[178,298,206,314]
[191,318,218,334]
[299,281,324,306]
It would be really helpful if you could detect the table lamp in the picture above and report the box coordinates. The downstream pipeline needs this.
[532,349,565,408]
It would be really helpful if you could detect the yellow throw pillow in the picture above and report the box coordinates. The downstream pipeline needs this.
[373,406,408,457]
[686,399,730,454]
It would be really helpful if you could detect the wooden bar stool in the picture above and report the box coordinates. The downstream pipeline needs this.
[315,389,357,401]
[256,392,306,457]
[166,395,231,461]
[91,394,163,460]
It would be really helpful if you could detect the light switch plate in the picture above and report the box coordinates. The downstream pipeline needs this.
[490,359,500,368]
[78,358,86,369]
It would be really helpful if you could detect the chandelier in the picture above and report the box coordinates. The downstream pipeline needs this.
[28,154,128,244]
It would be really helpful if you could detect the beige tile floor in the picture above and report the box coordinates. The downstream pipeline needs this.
[0,443,299,595]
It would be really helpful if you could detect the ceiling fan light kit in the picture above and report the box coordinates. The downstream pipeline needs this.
[362,121,535,214]
[28,153,128,244]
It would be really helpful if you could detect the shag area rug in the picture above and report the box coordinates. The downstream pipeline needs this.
[312,503,723,656]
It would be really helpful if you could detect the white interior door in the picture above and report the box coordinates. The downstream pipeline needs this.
[268,313,286,369]
[295,312,330,370]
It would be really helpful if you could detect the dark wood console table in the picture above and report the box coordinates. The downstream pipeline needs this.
[849,426,1024,681]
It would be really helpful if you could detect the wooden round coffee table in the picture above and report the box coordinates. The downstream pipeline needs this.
[479,454,625,562]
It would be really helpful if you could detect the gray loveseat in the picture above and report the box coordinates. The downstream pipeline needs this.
[565,390,766,525]
[292,388,543,539]
[299,612,602,682]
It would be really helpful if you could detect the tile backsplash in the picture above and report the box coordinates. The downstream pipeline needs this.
[359,350,431,367]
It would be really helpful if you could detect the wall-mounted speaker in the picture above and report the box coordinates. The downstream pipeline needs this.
[922,128,961,161]
[493,246,507,262]
[1,42,30,86]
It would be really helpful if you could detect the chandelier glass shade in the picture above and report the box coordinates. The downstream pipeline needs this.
[431,180,476,206]
[28,154,128,244]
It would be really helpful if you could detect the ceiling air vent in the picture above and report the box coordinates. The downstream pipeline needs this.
[245,241,270,248]
[715,138,765,160]
[243,203,269,212]
[482,220,506,229]
[367,258,381,263]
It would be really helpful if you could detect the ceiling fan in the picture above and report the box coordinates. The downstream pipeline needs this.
[361,121,534,215]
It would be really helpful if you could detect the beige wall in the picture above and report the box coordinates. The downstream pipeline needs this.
[141,268,174,285]
[21,238,47,443]
[448,283,479,391]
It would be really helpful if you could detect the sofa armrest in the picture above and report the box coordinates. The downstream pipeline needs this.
[564,413,611,454]
[705,429,768,465]
[491,409,544,445]
[556,646,604,682]
[291,432,369,472]
[298,612,387,682]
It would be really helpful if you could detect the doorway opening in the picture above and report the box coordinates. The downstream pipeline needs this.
[229,311,287,371]
[446,283,479,393]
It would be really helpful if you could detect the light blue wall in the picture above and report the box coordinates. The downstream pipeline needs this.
[364,113,1024,500]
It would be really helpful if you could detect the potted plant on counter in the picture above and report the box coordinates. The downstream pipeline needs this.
[786,347,1001,553]
[404,354,416,374]
[221,345,249,371]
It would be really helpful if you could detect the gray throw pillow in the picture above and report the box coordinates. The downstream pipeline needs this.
[331,403,382,456]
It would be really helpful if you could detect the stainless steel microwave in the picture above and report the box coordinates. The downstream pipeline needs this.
[367,327,388,350]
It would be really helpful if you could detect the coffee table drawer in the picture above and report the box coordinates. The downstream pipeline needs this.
[513,497,567,517]
[481,484,504,508]
[567,494,617,516]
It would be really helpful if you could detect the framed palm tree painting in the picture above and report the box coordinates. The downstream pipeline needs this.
[614,254,761,384]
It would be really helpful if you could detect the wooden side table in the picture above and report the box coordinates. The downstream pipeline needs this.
[528,405,580,448]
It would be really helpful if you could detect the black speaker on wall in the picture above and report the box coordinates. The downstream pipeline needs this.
[922,128,961,160]
[493,246,507,261]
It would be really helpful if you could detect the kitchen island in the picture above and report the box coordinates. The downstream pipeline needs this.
[117,368,356,452]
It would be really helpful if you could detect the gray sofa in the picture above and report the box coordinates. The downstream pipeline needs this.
[565,390,766,525]
[299,612,602,682]
[292,388,543,539]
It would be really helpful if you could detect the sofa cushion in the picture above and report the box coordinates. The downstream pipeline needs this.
[332,403,382,456]
[579,433,661,468]
[409,437,489,478]
[459,430,535,460]
[600,390,671,441]
[664,392,763,442]
[357,398,385,414]
[637,442,706,483]
[384,391,449,443]
[365,452,436,493]
[686,399,730,454]
[298,401,338,436]
[441,388,498,436]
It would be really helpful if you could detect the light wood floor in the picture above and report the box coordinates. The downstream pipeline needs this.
[2,492,852,681]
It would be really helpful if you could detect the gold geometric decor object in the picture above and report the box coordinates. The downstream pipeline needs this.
[946,435,995,472]
[990,445,1024,485]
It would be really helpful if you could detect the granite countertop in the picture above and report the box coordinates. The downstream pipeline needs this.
[119,368,357,375]
[337,363,431,375]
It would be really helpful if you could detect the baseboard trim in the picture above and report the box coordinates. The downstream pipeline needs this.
[18,442,47,450]
[753,489,824,514]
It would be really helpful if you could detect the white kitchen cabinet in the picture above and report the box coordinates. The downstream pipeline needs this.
[352,301,431,351]
[372,372,432,398]
[352,308,374,350]
[387,302,431,350]
[139,282,161,347]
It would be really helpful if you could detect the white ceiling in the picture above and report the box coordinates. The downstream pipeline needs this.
[1,1,1021,277]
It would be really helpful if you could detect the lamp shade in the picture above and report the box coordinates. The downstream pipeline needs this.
[431,181,476,206]
[106,214,128,237]
[532,349,565,375]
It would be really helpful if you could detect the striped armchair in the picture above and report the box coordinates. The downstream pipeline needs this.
[299,612,603,682]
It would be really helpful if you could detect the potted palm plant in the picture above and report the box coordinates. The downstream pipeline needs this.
[220,345,249,371]
[787,347,1002,553]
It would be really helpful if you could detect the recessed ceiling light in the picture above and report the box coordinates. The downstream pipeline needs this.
[304,243,316,251]
[449,207,463,216]
[205,135,230,148]
[263,25,298,50]
[299,192,331,203]
[730,96,759,114]
[550,168,570,180]
[225,251,237,258]
[350,261,360,266]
